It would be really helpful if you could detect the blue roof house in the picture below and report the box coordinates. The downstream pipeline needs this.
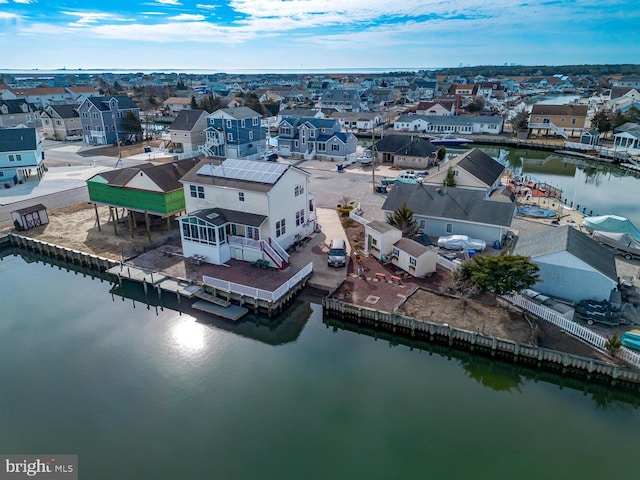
[199,107,266,159]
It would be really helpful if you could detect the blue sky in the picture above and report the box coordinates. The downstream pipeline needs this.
[1,0,638,71]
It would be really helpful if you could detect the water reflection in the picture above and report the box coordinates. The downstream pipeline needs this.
[324,316,640,409]
[171,318,206,353]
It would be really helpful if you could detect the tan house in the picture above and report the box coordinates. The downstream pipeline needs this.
[163,97,193,115]
[421,149,504,192]
[528,104,588,139]
[168,109,209,153]
[40,104,82,140]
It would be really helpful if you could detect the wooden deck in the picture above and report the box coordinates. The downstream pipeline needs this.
[192,300,249,321]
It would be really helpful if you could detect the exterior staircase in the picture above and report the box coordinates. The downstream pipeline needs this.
[528,121,569,139]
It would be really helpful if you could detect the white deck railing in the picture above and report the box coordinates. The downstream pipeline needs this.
[268,237,290,263]
[503,293,640,369]
[202,261,312,303]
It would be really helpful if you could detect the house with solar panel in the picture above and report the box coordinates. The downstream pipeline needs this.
[178,158,316,268]
[198,106,267,159]
[277,117,357,161]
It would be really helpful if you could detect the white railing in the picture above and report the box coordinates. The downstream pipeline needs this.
[528,122,569,139]
[202,261,312,303]
[504,293,640,369]
[176,150,200,160]
[436,254,460,271]
[261,240,285,269]
[268,237,290,263]
[349,208,369,226]
[229,236,261,250]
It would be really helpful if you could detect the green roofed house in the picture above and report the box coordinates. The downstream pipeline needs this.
[87,158,200,238]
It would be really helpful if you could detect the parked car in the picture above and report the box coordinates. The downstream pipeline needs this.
[437,235,486,251]
[327,238,347,268]
[261,152,278,162]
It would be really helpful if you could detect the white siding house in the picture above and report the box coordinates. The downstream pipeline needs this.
[391,238,437,277]
[178,158,315,268]
[364,221,403,260]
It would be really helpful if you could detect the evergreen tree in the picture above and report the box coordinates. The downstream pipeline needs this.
[387,204,418,237]
[443,166,457,187]
[437,145,446,161]
[590,110,611,134]
[467,254,539,296]
[121,111,142,134]
[191,96,197,109]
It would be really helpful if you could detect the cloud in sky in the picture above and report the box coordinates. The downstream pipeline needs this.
[1,0,638,69]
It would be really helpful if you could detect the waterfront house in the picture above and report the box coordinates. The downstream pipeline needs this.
[372,134,437,167]
[199,107,266,159]
[40,104,82,141]
[163,97,193,116]
[328,112,383,132]
[178,158,316,268]
[364,220,403,260]
[391,238,437,278]
[86,158,199,234]
[381,183,515,246]
[277,117,357,161]
[0,127,45,185]
[512,226,617,303]
[420,149,505,193]
[167,109,209,154]
[528,104,588,139]
[415,101,455,116]
[1,86,73,108]
[393,114,503,135]
[77,95,141,146]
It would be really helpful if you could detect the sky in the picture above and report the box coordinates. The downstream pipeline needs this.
[0,0,638,72]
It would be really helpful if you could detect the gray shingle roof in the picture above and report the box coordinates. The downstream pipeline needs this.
[170,109,207,131]
[395,137,438,157]
[47,104,79,118]
[530,104,588,117]
[366,220,400,234]
[0,127,38,152]
[91,158,199,192]
[457,148,504,186]
[512,225,617,281]
[217,106,261,119]
[381,183,515,227]
[191,208,267,227]
[373,134,413,153]
[394,237,429,257]
[86,95,138,111]
[0,99,37,114]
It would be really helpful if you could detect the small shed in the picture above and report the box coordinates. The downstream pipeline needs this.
[364,220,402,260]
[391,238,437,277]
[580,130,600,146]
[11,203,49,230]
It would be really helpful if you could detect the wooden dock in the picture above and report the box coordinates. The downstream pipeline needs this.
[192,300,249,321]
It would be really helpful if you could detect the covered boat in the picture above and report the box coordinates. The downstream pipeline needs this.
[582,215,640,241]
[592,231,640,260]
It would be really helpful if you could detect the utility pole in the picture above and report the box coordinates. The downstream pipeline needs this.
[371,121,376,193]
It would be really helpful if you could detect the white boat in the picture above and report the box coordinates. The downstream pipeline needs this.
[429,134,473,146]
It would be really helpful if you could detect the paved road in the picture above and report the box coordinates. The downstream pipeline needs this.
[0,186,89,226]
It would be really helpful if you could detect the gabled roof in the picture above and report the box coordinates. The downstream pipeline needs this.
[89,158,199,192]
[394,137,438,157]
[394,237,430,257]
[0,127,38,152]
[45,104,79,119]
[0,99,37,114]
[530,104,588,116]
[366,220,400,234]
[83,95,138,112]
[456,148,504,186]
[180,158,309,192]
[512,225,617,281]
[381,183,515,228]
[210,106,261,120]
[373,134,414,154]
[170,109,208,131]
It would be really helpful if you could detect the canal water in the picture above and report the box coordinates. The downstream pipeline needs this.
[1,248,640,479]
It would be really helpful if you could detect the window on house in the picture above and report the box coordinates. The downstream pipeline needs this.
[276,219,286,237]
[190,185,205,199]
[392,248,399,258]
[317,143,326,152]
[331,144,340,151]
[246,226,258,239]
[446,223,452,233]
[253,118,259,126]
[56,120,61,126]
[82,112,88,118]
[294,141,299,147]
[571,118,577,125]
[249,131,253,140]
[93,113,99,119]
[16,155,21,162]
[238,192,245,202]
[241,120,245,128]
[294,185,304,196]
[227,133,233,141]
[226,120,232,128]
[295,209,305,226]
[409,257,417,266]
[281,126,291,135]
[8,155,14,162]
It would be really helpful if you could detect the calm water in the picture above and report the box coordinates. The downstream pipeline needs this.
[476,146,640,226]
[1,248,640,479]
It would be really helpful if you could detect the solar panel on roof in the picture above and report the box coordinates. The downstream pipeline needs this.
[196,158,287,184]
